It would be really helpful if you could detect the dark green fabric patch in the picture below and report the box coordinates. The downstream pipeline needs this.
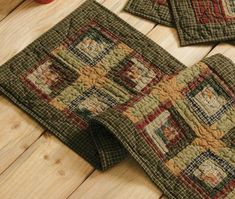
[170,0,235,45]
[125,0,174,26]
[0,0,185,170]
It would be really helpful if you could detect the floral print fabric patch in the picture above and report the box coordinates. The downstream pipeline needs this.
[94,54,235,199]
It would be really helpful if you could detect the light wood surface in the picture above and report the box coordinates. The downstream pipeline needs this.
[0,0,24,21]
[0,0,234,198]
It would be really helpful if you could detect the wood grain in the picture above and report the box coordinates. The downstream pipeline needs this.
[0,134,93,199]
[208,43,235,61]
[0,0,24,21]
[69,157,163,199]
[0,96,42,174]
[147,25,214,66]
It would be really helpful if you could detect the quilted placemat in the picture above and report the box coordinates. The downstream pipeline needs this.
[0,0,185,170]
[125,0,174,26]
[94,54,235,199]
[170,0,235,45]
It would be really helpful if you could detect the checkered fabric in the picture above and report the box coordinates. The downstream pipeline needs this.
[94,54,235,199]
[0,0,185,170]
[125,0,174,26]
[170,0,235,45]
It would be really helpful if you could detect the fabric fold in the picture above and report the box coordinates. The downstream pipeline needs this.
[93,54,235,198]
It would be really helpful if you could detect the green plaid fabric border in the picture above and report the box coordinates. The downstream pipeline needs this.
[125,0,174,26]
[170,0,235,45]
[94,54,235,199]
[0,0,185,170]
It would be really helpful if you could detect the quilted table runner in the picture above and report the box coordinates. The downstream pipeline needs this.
[0,0,185,170]
[0,0,235,198]
[94,54,235,199]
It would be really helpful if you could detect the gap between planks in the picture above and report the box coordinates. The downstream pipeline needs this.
[0,0,25,21]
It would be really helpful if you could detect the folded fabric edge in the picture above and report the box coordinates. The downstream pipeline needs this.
[91,53,235,198]
[203,54,235,94]
[124,0,174,27]
[91,110,183,199]
[89,125,128,170]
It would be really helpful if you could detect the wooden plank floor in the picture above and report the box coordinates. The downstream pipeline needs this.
[0,0,234,198]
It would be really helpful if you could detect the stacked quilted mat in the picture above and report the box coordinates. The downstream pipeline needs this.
[0,0,234,198]
[126,0,235,45]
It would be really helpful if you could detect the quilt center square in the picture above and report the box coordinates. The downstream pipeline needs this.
[181,150,235,198]
[136,101,197,161]
[186,75,234,125]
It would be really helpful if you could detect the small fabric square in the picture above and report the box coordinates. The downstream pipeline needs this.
[222,127,235,148]
[185,75,234,125]
[134,101,196,161]
[68,86,119,120]
[181,150,235,198]
[68,25,116,66]
[109,53,163,93]
[22,58,78,100]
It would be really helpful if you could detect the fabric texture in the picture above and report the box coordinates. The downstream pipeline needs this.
[170,0,235,45]
[0,0,185,170]
[94,54,235,199]
[125,0,174,26]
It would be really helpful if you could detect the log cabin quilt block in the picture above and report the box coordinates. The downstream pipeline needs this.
[95,54,235,199]
[0,0,185,170]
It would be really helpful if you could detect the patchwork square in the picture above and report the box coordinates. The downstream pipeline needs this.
[110,53,163,93]
[181,150,235,198]
[136,101,196,161]
[170,0,235,45]
[186,75,234,125]
[68,25,116,66]
[22,58,78,100]
[68,86,118,120]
